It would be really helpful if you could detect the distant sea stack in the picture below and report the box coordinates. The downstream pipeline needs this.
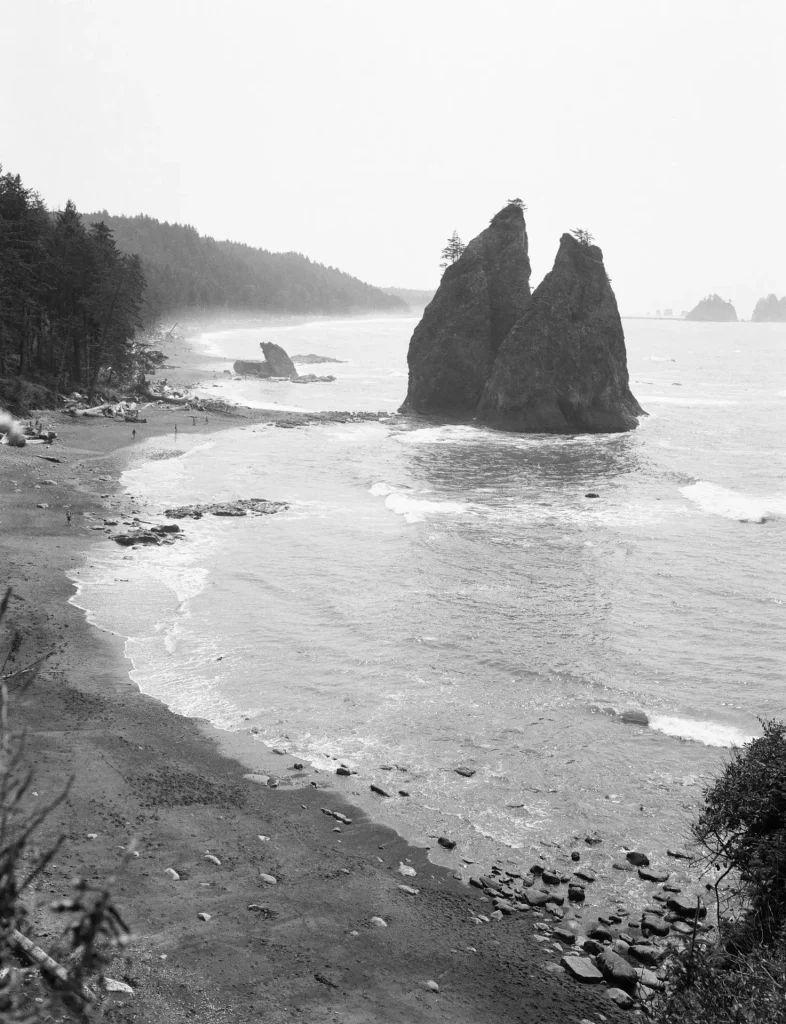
[477,234,645,433]
[233,342,298,378]
[399,203,532,417]
[751,294,786,322]
[684,294,738,322]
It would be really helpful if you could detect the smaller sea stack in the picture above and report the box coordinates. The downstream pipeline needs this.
[400,203,532,417]
[477,233,644,433]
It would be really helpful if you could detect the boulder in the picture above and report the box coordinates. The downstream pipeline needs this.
[626,851,650,867]
[233,342,298,379]
[629,944,660,967]
[588,925,613,943]
[642,915,670,937]
[400,203,531,417]
[522,887,552,907]
[597,949,638,993]
[477,233,644,433]
[607,988,634,1010]
[560,956,603,983]
[639,867,670,883]
[667,894,707,919]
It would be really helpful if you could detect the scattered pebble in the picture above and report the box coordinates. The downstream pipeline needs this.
[398,885,419,895]
[259,872,277,885]
[104,978,135,995]
[437,837,456,850]
[86,833,98,840]
[454,766,476,777]
[370,916,388,928]
[204,854,222,866]
[164,868,180,881]
[370,784,391,797]
[422,980,439,992]
[397,862,417,877]
[197,912,211,922]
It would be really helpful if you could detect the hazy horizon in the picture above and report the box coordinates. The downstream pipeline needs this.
[3,0,785,317]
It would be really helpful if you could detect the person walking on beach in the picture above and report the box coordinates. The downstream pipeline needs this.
[66,510,71,525]
[132,428,136,439]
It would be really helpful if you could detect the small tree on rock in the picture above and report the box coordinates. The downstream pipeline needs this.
[440,231,466,270]
[570,228,594,247]
[507,198,527,210]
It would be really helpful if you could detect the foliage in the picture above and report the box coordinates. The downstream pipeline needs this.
[0,170,146,400]
[506,197,527,209]
[570,227,594,246]
[751,293,786,322]
[0,590,130,1019]
[653,720,786,1024]
[81,212,407,319]
[440,230,466,270]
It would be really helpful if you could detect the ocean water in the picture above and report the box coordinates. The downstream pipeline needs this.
[70,316,786,865]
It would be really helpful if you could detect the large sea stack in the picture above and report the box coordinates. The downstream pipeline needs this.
[233,342,298,378]
[400,204,531,417]
[477,233,644,433]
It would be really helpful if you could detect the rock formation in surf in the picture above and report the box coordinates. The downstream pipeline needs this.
[233,341,299,378]
[476,233,645,433]
[684,294,737,322]
[399,203,532,417]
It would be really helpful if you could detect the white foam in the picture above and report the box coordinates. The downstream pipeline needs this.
[369,482,395,496]
[649,715,757,748]
[680,481,785,523]
[643,395,737,407]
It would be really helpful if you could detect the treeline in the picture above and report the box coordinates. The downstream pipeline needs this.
[82,212,406,319]
[0,169,147,399]
[751,294,786,322]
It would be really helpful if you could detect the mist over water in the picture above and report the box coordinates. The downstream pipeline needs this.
[70,316,786,864]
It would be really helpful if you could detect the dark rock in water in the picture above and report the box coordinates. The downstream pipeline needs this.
[597,949,638,992]
[629,943,661,967]
[585,492,600,498]
[233,342,298,379]
[620,709,649,726]
[584,832,603,846]
[336,767,352,776]
[370,784,391,797]
[573,868,596,883]
[477,233,645,433]
[639,866,670,883]
[570,851,581,862]
[667,894,706,919]
[438,837,457,850]
[400,203,531,417]
[626,851,650,867]
[667,848,691,860]
[588,924,613,943]
[165,499,288,519]
[612,861,634,872]
[560,956,603,983]
[454,766,476,778]
[260,342,298,377]
[642,915,670,937]
[114,526,182,547]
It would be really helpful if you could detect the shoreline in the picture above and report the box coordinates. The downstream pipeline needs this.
[1,389,632,1021]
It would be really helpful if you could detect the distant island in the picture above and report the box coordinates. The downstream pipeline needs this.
[684,294,738,321]
[751,294,786,322]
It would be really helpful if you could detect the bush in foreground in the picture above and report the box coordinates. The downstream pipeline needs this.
[654,720,786,1023]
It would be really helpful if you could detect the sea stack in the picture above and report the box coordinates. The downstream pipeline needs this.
[476,233,645,433]
[400,203,531,417]
[232,342,298,378]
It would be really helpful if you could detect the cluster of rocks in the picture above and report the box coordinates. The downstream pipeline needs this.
[400,203,645,434]
[233,343,337,385]
[467,850,711,1012]
[164,499,289,519]
[113,523,182,547]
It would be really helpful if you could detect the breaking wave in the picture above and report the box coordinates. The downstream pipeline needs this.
[649,715,757,748]
[369,481,468,523]
[680,481,784,523]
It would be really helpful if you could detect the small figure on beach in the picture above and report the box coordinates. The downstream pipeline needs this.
[205,417,208,424]
[174,423,178,434]
[132,428,136,439]
[66,510,71,525]
[191,416,196,426]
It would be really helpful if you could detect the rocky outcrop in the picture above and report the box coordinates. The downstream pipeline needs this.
[684,294,737,321]
[751,294,786,322]
[291,353,346,364]
[477,234,644,433]
[233,342,299,378]
[400,203,531,417]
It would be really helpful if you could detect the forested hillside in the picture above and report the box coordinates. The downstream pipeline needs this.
[751,294,786,322]
[0,170,147,402]
[82,213,406,319]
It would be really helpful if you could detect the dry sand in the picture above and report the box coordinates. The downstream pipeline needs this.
[0,388,623,1021]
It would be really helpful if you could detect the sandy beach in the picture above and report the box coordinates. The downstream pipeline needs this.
[0,376,633,1022]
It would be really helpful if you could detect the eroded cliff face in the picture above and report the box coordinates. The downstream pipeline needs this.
[400,204,532,417]
[476,234,644,433]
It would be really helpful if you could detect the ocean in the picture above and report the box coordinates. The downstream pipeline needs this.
[69,315,786,868]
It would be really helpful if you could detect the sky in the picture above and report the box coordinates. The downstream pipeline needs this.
[2,0,785,316]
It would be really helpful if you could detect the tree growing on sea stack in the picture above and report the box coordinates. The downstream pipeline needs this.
[570,227,594,246]
[476,232,645,433]
[439,231,466,269]
[401,203,532,417]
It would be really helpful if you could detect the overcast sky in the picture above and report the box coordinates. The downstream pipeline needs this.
[3,0,784,315]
